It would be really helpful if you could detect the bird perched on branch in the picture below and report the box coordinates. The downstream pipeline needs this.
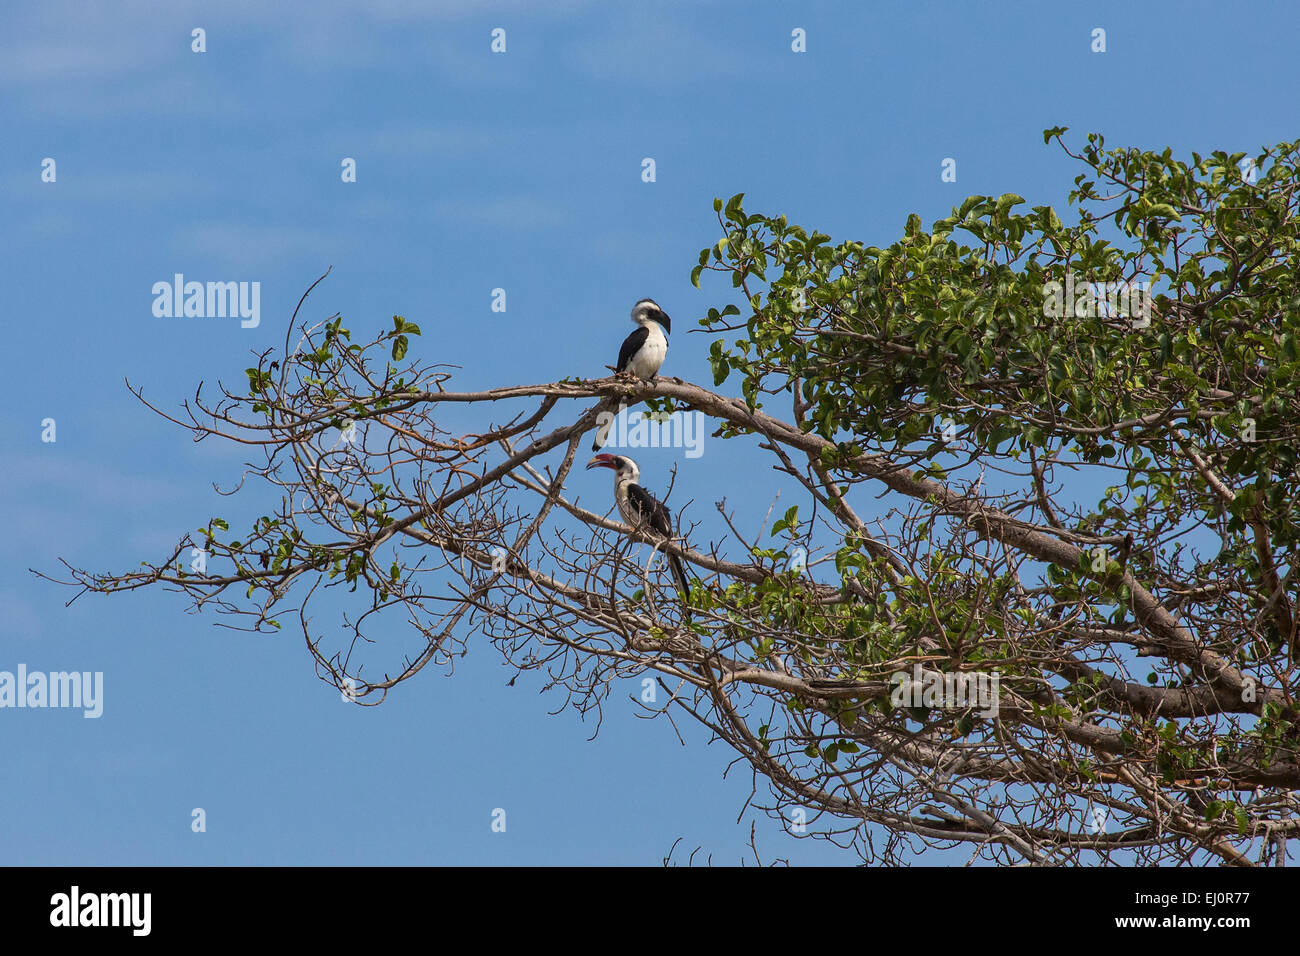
[586,453,690,606]
[614,298,671,380]
[592,298,672,451]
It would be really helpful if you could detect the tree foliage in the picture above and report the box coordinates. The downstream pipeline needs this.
[46,132,1300,865]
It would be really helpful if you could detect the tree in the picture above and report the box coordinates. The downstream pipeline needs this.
[44,131,1300,865]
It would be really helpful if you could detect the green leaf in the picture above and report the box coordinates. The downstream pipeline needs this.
[709,340,730,386]
[780,505,798,532]
[995,193,1025,215]
[245,368,270,393]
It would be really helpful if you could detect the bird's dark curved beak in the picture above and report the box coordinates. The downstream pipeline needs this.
[586,454,616,470]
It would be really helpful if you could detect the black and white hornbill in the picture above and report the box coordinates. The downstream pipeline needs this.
[592,299,672,451]
[586,453,690,604]
[616,298,671,379]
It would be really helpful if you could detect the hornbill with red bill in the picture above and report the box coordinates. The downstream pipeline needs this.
[586,453,690,607]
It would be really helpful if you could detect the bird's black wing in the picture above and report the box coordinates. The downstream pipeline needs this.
[627,482,673,539]
[615,326,650,373]
[627,483,690,610]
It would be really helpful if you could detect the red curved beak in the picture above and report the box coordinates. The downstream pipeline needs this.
[586,454,617,471]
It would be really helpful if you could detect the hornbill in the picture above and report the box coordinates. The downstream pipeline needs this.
[592,299,672,451]
[586,453,690,607]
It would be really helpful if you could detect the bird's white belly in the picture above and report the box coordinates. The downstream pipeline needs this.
[616,494,641,528]
[628,324,667,379]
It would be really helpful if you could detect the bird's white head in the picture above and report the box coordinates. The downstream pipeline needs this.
[631,298,670,336]
[586,453,640,482]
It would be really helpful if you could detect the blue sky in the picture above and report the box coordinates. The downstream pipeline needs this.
[3,0,1298,865]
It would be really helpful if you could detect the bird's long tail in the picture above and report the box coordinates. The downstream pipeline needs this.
[667,550,692,621]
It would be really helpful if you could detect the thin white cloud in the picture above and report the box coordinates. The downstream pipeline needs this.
[360,0,598,21]
[4,450,180,505]
[323,124,513,161]
[564,15,750,86]
[432,196,567,231]
[4,168,217,205]
[172,222,338,266]
[1,0,604,89]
